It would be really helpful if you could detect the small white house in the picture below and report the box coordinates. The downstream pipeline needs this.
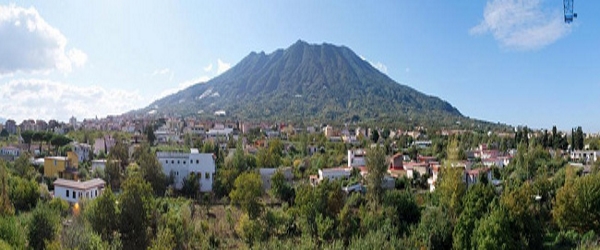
[53,178,106,204]
[157,149,216,192]
[318,167,352,182]
[0,146,20,157]
[348,149,366,168]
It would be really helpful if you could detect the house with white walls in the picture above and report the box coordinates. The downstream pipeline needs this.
[53,178,106,204]
[157,149,216,192]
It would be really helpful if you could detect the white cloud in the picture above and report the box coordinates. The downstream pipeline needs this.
[371,62,388,74]
[359,55,388,74]
[0,4,87,75]
[0,79,142,122]
[67,48,88,68]
[158,75,211,98]
[151,68,171,76]
[217,59,231,74]
[155,59,231,98]
[203,63,213,72]
[471,0,571,50]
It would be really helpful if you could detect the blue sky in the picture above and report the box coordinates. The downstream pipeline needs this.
[1,1,599,132]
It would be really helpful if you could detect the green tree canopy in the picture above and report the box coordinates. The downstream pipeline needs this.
[230,172,263,219]
[365,145,387,205]
[119,173,154,250]
[270,169,295,205]
[28,204,60,250]
[136,145,166,196]
[86,187,119,243]
[553,170,600,233]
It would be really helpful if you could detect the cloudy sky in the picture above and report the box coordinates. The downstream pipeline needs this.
[1,1,599,131]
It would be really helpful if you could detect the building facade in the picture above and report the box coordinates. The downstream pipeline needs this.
[54,178,106,204]
[157,149,216,192]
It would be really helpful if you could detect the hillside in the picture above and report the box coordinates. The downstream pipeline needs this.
[135,41,488,127]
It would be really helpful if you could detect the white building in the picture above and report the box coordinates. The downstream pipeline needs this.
[157,149,216,192]
[71,142,92,163]
[0,146,20,157]
[318,167,352,182]
[206,128,234,139]
[53,178,106,204]
[570,150,600,163]
[348,149,366,168]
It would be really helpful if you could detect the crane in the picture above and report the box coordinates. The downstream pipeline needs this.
[564,0,577,23]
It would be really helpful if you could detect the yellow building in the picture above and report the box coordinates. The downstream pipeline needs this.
[44,152,79,180]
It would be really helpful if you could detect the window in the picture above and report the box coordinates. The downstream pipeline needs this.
[95,190,98,197]
[54,160,57,166]
[205,172,210,179]
[196,160,199,164]
[183,161,186,164]
[165,160,168,164]
[177,160,180,164]
[66,190,69,197]
[172,160,174,164]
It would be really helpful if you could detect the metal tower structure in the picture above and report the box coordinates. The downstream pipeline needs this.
[564,0,577,23]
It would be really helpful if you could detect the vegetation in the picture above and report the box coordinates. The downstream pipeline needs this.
[3,124,600,249]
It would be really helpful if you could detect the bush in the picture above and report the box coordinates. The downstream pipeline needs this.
[0,216,26,249]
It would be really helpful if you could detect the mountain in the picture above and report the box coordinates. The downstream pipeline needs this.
[137,41,480,127]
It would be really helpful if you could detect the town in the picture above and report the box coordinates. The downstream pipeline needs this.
[1,1,598,249]
[1,114,599,249]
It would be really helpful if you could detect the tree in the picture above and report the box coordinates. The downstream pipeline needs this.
[553,171,600,233]
[50,134,72,154]
[413,207,453,250]
[435,167,466,222]
[144,125,156,145]
[86,187,118,243]
[119,173,154,250]
[28,204,60,250]
[294,180,344,241]
[370,129,379,143]
[575,126,584,151]
[32,131,45,153]
[471,208,514,250]
[452,183,496,250]
[21,130,34,151]
[61,215,108,250]
[256,139,283,169]
[105,155,122,190]
[137,146,166,196]
[0,162,13,216]
[0,129,8,139]
[181,173,201,199]
[13,152,36,179]
[0,215,27,248]
[365,145,387,205]
[382,190,420,236]
[110,142,129,169]
[230,172,263,219]
[8,175,39,212]
[270,169,295,205]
